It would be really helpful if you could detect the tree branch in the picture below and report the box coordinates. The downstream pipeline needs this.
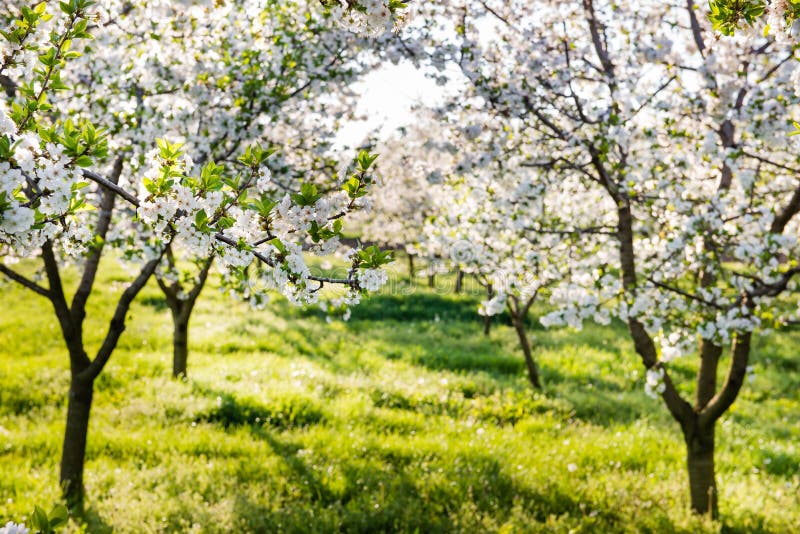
[0,264,51,298]
[771,185,800,234]
[82,169,140,207]
[686,0,706,57]
[646,277,725,310]
[700,331,751,425]
[741,150,800,174]
[84,168,361,288]
[187,256,214,303]
[582,0,615,79]
[42,241,92,370]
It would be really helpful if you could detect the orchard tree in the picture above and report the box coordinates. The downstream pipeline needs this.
[55,0,389,379]
[398,0,800,517]
[358,114,456,281]
[0,0,398,511]
[423,113,605,388]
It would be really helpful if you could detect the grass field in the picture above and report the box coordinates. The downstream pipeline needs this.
[0,257,799,533]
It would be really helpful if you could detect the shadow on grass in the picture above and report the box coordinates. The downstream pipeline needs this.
[294,291,512,326]
[74,506,114,534]
[374,327,525,378]
[233,426,619,534]
[191,384,325,430]
[139,294,169,312]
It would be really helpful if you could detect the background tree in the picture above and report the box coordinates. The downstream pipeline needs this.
[357,114,456,282]
[423,113,604,389]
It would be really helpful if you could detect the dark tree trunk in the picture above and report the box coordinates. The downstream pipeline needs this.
[512,314,541,389]
[696,340,721,409]
[685,422,717,518]
[483,284,493,337]
[407,254,415,282]
[428,274,435,288]
[171,305,190,378]
[455,268,464,293]
[158,255,211,379]
[60,373,94,512]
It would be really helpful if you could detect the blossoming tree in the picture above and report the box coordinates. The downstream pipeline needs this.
[56,0,392,379]
[397,0,800,517]
[0,0,403,510]
[420,111,607,388]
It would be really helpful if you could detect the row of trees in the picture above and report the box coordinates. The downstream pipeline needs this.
[357,0,800,518]
[3,0,800,522]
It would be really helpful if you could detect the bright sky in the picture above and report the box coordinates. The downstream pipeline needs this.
[336,60,458,149]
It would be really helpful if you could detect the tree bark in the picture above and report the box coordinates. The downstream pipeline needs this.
[512,313,541,389]
[428,274,435,288]
[158,256,212,379]
[685,421,717,518]
[172,312,189,378]
[455,267,464,293]
[407,254,415,282]
[483,283,493,337]
[696,340,721,410]
[171,305,190,379]
[60,373,94,512]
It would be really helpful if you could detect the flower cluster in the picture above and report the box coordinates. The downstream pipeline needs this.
[1,0,393,309]
[324,0,411,36]
[0,522,28,534]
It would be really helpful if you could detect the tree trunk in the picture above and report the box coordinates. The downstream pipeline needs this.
[685,422,717,518]
[696,340,721,409]
[483,284,493,337]
[455,268,464,293]
[172,309,189,378]
[407,254,415,282]
[428,274,435,288]
[512,314,541,389]
[60,373,94,512]
[170,303,193,379]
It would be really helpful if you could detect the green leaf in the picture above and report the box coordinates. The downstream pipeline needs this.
[194,209,209,232]
[155,138,183,160]
[248,195,278,217]
[31,505,50,531]
[290,182,321,206]
[356,245,394,269]
[48,504,69,528]
[216,216,235,230]
[356,150,379,171]
[269,238,286,255]
[73,155,93,167]
[342,176,363,199]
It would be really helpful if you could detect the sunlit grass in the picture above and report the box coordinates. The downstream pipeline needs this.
[0,255,798,532]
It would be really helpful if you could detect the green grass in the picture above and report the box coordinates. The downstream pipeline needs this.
[0,256,799,533]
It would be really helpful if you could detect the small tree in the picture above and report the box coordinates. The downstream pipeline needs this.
[423,116,603,389]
